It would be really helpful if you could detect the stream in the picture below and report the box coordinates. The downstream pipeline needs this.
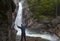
[14,2,60,41]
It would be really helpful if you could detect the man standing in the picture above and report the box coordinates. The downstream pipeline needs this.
[17,24,26,41]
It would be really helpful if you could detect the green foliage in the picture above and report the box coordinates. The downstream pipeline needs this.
[27,0,59,19]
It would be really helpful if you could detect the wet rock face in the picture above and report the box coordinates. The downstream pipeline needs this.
[0,0,18,41]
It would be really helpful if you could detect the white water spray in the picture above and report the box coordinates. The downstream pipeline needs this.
[14,2,22,35]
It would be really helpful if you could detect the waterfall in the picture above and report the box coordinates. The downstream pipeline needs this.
[14,2,22,35]
[14,1,60,41]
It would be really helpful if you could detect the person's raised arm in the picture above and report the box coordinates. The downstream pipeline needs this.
[17,25,22,29]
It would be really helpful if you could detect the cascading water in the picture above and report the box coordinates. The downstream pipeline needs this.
[14,2,22,35]
[14,1,60,41]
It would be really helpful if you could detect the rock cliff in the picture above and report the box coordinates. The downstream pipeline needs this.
[0,0,19,41]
